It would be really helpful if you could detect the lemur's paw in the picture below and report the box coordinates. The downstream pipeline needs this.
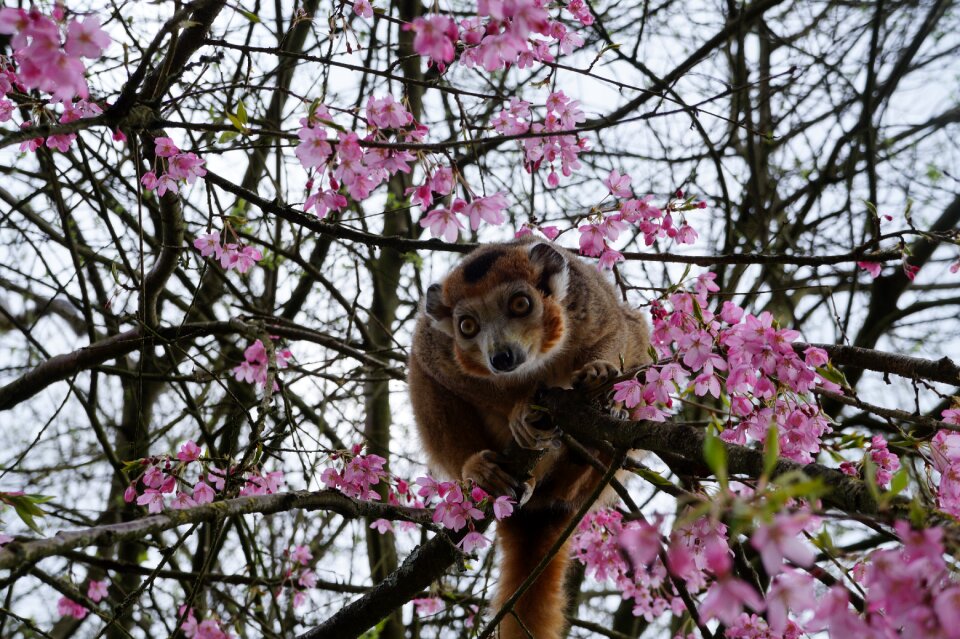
[462,450,522,499]
[509,405,560,450]
[572,360,620,390]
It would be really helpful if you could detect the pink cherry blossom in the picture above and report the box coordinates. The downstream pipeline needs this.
[167,152,207,183]
[931,428,960,472]
[177,440,201,463]
[460,193,509,231]
[290,545,313,566]
[57,596,88,619]
[297,568,317,589]
[155,173,180,197]
[698,574,764,626]
[619,520,661,568]
[87,579,109,602]
[408,15,458,66]
[370,518,394,534]
[153,137,179,158]
[598,247,624,270]
[193,232,223,259]
[295,126,332,169]
[353,0,374,19]
[493,495,515,520]
[231,246,262,274]
[136,488,164,513]
[170,492,197,510]
[868,435,900,487]
[765,569,816,632]
[141,465,165,489]
[419,207,463,242]
[366,94,413,130]
[412,596,444,616]
[750,513,814,576]
[603,169,632,198]
[65,16,111,58]
[305,187,348,219]
[192,481,215,505]
[457,531,490,553]
[578,224,605,257]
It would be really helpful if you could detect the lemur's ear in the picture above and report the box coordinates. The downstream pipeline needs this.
[424,283,454,335]
[529,242,569,301]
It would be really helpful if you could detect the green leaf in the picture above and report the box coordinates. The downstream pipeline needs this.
[703,425,728,489]
[817,363,850,391]
[763,424,779,478]
[402,251,424,269]
[862,457,881,505]
[237,101,248,126]
[1,493,53,534]
[360,617,388,638]
[632,466,678,491]
[889,468,909,496]
[690,296,705,324]
[239,9,260,22]
[226,112,244,132]
[219,130,238,143]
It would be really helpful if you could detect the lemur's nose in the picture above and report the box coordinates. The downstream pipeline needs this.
[490,347,525,372]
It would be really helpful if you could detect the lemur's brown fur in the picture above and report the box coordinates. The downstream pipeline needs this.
[409,239,650,639]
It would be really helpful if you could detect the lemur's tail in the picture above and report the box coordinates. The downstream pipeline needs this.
[494,510,573,639]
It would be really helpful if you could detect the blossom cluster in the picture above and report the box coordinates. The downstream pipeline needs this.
[282,544,317,608]
[231,338,293,390]
[0,8,113,153]
[14,98,105,153]
[930,410,960,517]
[56,579,109,620]
[577,504,960,637]
[839,434,901,489]
[141,136,207,197]
[320,444,515,552]
[818,522,960,637]
[610,272,837,463]
[0,7,110,102]
[491,91,587,188]
[295,100,419,219]
[406,0,590,73]
[193,231,263,274]
[573,510,731,622]
[122,440,284,513]
[579,183,702,269]
[180,607,235,639]
[417,176,510,242]
[320,445,389,501]
[574,509,817,627]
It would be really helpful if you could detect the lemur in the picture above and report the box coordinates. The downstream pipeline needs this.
[408,238,650,639]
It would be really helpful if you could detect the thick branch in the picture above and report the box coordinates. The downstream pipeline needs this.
[0,320,403,411]
[539,389,893,517]
[801,342,960,387]
[0,490,429,571]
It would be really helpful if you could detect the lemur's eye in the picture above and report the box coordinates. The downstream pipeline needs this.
[458,317,480,338]
[508,293,532,317]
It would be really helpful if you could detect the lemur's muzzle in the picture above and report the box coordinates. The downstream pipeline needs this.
[490,345,525,373]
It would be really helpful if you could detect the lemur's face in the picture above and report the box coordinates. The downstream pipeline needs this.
[424,242,570,380]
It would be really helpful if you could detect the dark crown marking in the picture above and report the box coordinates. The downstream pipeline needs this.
[462,249,505,283]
